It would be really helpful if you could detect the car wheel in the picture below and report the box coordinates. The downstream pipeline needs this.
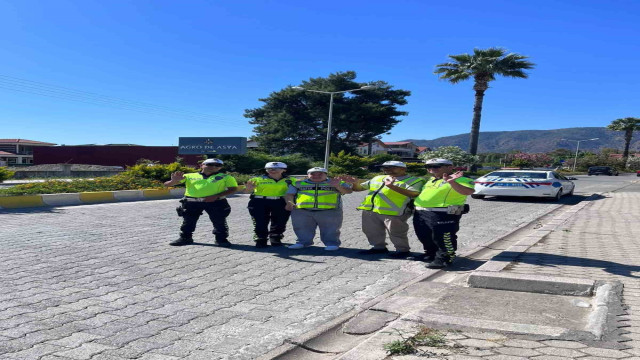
[588,174,592,176]
[471,194,485,199]
[553,189,562,201]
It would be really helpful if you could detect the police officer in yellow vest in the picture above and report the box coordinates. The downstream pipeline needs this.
[342,161,426,258]
[164,158,238,247]
[413,158,475,269]
[243,162,296,248]
[285,167,353,251]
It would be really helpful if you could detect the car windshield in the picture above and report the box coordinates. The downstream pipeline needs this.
[485,172,548,179]
[590,167,608,170]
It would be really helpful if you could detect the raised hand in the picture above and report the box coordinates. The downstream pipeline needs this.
[170,171,185,182]
[383,176,396,186]
[443,171,464,183]
[244,180,257,192]
[335,175,358,184]
[328,178,341,188]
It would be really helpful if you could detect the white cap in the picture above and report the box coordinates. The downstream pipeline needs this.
[265,162,287,169]
[307,167,328,174]
[425,158,453,166]
[202,158,224,165]
[381,161,406,168]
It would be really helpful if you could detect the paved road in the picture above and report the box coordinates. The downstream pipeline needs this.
[0,175,634,359]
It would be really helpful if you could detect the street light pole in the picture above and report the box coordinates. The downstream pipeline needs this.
[561,138,599,171]
[292,85,375,169]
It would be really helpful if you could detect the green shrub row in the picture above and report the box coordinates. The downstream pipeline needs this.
[0,174,163,196]
[0,167,15,183]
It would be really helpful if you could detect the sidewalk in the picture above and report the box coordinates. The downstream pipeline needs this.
[273,182,640,359]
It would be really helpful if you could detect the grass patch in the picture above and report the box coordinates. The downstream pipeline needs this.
[383,327,448,356]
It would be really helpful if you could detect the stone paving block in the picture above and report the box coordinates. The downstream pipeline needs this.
[456,338,503,348]
[540,339,588,348]
[47,331,104,348]
[138,353,183,360]
[153,339,203,357]
[579,346,633,358]
[4,343,69,359]
[537,346,591,357]
[500,339,545,348]
[495,346,542,357]
[484,355,529,360]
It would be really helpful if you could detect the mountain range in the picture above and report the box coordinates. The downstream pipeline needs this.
[404,127,640,154]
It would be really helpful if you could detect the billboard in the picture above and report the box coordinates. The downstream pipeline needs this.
[178,137,247,155]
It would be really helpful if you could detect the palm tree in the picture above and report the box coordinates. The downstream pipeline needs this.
[434,48,535,159]
[607,117,640,161]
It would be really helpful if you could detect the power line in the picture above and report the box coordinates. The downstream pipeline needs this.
[0,74,252,129]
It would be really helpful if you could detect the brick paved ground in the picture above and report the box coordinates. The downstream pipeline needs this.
[0,193,561,359]
[389,186,640,359]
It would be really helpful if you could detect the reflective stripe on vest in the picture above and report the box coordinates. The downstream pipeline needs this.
[357,175,424,216]
[295,180,341,209]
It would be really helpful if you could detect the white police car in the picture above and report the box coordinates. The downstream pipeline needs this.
[472,169,576,201]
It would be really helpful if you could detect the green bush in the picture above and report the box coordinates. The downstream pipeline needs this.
[406,162,428,176]
[0,167,15,183]
[227,172,253,185]
[0,174,163,196]
[218,151,313,175]
[328,151,369,177]
[123,162,198,182]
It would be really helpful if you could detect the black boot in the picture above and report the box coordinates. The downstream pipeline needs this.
[269,237,283,246]
[255,239,269,248]
[215,239,232,247]
[426,258,449,269]
[170,236,193,246]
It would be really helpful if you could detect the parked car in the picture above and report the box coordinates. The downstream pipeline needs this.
[472,170,576,201]
[588,166,619,176]
[637,170,640,177]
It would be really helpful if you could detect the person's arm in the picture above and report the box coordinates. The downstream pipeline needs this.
[329,179,353,195]
[204,176,239,202]
[164,171,185,187]
[203,187,237,202]
[444,172,475,196]
[385,184,421,198]
[284,186,297,211]
[335,175,366,191]
[243,179,257,194]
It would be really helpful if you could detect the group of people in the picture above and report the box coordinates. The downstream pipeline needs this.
[163,157,475,269]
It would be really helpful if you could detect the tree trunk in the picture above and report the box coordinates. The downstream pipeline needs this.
[468,85,487,171]
[624,128,633,161]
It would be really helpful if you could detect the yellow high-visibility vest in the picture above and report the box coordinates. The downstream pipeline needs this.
[357,175,425,216]
[182,173,237,198]
[294,179,344,210]
[249,175,295,197]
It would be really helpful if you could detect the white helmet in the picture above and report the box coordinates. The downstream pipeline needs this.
[307,167,328,174]
[265,161,287,169]
[381,161,406,168]
[425,158,453,166]
[202,158,224,165]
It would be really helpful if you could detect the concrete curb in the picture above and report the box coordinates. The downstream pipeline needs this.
[468,271,595,296]
[0,188,186,210]
[260,201,568,359]
[469,193,601,278]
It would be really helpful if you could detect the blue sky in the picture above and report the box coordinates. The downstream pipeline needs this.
[1,0,638,146]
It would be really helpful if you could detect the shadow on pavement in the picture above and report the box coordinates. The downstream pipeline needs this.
[478,193,606,206]
[0,207,64,214]
[190,242,439,263]
[499,251,640,279]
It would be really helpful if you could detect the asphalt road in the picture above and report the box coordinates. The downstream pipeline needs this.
[0,174,636,359]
